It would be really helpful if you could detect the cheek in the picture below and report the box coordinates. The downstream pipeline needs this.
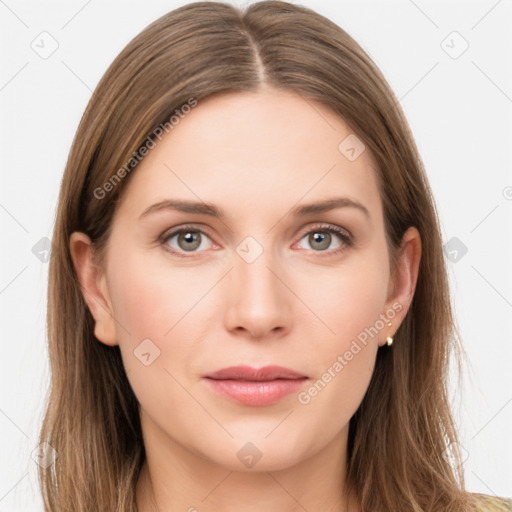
[107,251,217,342]
[293,257,387,410]
[105,251,227,403]
[298,339,377,447]
[296,254,388,346]
[106,254,214,422]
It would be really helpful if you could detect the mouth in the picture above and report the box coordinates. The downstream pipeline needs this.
[202,365,309,406]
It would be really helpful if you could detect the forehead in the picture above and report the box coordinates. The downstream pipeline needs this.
[116,88,382,224]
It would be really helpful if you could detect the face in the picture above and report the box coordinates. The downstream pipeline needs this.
[71,87,419,473]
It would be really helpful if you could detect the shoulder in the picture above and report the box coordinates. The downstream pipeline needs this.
[472,493,512,512]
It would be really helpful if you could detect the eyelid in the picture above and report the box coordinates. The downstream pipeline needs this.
[158,222,353,256]
[296,222,352,241]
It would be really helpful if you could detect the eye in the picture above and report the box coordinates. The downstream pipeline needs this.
[160,224,215,257]
[159,222,353,258]
[295,223,353,255]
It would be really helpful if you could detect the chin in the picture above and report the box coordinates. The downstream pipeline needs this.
[206,435,312,473]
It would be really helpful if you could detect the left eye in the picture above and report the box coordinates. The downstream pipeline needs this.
[296,227,350,253]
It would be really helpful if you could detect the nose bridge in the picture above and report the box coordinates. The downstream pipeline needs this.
[224,233,291,337]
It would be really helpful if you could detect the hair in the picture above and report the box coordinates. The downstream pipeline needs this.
[38,1,479,511]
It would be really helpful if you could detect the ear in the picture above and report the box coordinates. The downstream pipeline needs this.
[69,232,118,346]
[380,226,422,347]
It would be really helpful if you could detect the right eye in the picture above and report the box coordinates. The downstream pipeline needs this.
[160,225,216,257]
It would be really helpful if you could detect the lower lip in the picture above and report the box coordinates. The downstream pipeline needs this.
[203,377,308,406]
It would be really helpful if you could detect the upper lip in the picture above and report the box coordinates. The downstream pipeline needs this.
[204,365,307,381]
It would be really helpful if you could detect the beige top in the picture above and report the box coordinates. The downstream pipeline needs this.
[474,493,512,511]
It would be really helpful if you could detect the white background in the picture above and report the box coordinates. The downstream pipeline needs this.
[0,0,511,509]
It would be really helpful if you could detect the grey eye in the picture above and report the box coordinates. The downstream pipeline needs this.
[298,230,343,252]
[165,230,213,253]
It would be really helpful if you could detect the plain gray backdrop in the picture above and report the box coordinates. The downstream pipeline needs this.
[0,0,511,509]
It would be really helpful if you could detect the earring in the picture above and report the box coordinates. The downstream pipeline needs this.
[386,321,394,346]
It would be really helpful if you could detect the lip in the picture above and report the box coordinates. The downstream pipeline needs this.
[203,365,308,406]
[204,365,307,381]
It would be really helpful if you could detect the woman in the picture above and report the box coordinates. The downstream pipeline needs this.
[38,1,511,510]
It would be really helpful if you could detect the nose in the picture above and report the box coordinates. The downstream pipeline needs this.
[223,250,292,340]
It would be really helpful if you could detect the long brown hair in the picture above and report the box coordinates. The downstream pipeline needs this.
[39,1,477,510]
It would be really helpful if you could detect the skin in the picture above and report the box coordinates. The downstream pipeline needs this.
[70,87,421,512]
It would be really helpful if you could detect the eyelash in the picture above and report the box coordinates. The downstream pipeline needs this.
[158,223,353,258]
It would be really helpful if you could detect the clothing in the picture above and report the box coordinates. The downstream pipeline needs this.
[474,493,512,511]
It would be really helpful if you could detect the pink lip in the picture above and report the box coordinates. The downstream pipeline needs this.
[203,365,308,406]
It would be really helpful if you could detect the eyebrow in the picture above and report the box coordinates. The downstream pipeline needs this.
[139,197,370,220]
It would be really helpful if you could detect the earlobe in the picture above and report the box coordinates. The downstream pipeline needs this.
[69,232,118,346]
[382,226,422,346]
